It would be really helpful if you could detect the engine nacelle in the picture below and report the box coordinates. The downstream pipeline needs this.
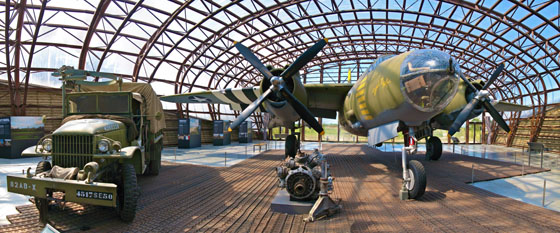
[260,72,308,128]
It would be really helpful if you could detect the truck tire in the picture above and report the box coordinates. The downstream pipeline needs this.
[34,161,51,223]
[147,141,162,176]
[117,163,139,222]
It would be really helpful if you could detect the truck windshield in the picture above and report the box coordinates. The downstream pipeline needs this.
[68,94,129,114]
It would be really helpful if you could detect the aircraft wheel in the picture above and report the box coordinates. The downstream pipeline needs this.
[285,134,297,158]
[375,143,383,147]
[426,136,442,160]
[406,160,426,199]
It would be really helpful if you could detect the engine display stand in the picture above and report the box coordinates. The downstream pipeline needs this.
[270,190,314,214]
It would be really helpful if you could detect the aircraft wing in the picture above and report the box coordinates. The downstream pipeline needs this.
[160,86,262,111]
[491,100,532,112]
[304,83,353,119]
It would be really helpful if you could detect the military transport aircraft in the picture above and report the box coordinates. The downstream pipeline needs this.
[161,39,529,199]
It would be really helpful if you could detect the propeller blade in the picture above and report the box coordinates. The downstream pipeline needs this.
[448,98,480,135]
[229,88,274,131]
[234,42,273,80]
[481,100,510,133]
[280,38,328,79]
[279,88,324,134]
[482,63,504,90]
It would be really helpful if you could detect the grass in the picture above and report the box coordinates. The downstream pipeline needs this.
[270,123,483,144]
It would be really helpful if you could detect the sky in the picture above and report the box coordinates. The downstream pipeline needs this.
[0,0,558,121]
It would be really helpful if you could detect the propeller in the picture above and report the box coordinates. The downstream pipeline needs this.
[228,39,328,134]
[448,63,510,135]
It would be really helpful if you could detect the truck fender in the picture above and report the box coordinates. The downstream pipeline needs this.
[21,145,49,157]
[121,146,144,175]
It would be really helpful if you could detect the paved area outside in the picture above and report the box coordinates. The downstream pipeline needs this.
[377,143,560,170]
[0,157,42,225]
[473,170,560,212]
[161,141,346,167]
[1,144,559,232]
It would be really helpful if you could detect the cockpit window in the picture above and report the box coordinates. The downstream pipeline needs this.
[400,49,460,112]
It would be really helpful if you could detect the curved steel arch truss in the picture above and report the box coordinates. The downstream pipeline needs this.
[0,0,559,147]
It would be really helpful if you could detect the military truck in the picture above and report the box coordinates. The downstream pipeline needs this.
[6,66,166,223]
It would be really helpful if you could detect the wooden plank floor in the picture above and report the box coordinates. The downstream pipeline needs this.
[1,144,559,232]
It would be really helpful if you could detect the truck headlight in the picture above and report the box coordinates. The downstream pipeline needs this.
[98,139,110,153]
[42,138,52,152]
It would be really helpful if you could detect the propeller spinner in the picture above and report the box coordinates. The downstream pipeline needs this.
[448,63,510,135]
[228,39,328,135]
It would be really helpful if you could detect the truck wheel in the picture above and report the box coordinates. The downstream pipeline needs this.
[148,142,162,176]
[34,161,51,223]
[117,163,139,222]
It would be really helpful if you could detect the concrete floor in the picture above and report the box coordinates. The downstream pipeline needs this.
[473,170,560,212]
[0,142,559,226]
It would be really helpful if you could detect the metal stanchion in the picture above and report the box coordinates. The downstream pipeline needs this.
[522,162,525,176]
[174,147,177,162]
[542,179,547,207]
[540,150,544,168]
[225,152,227,167]
[529,150,531,166]
[471,164,475,184]
[453,144,455,154]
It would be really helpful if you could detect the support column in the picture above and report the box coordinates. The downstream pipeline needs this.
[337,119,340,142]
[318,118,322,142]
[482,111,486,144]
[337,63,341,83]
[301,119,305,141]
[466,120,470,144]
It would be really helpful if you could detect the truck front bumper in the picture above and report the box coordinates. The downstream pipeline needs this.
[7,175,117,207]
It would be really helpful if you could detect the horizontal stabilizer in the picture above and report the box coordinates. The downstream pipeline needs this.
[492,100,532,112]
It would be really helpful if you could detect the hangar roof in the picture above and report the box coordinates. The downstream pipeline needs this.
[1,0,559,123]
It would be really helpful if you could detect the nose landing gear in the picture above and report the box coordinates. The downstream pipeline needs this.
[400,134,427,200]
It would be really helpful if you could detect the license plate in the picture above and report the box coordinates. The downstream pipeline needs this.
[76,190,113,201]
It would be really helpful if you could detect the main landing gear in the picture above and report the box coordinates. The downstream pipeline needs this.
[426,136,442,161]
[400,133,427,200]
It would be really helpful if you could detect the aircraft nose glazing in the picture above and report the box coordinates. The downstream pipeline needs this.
[399,49,461,113]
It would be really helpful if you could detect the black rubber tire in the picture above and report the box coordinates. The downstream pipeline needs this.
[34,161,51,222]
[375,143,383,147]
[285,134,297,158]
[147,141,162,176]
[426,136,443,161]
[35,160,51,176]
[117,163,139,222]
[407,160,427,199]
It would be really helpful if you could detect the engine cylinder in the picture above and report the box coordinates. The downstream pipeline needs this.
[285,167,318,201]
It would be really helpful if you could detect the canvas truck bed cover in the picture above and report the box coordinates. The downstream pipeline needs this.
[78,82,166,134]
